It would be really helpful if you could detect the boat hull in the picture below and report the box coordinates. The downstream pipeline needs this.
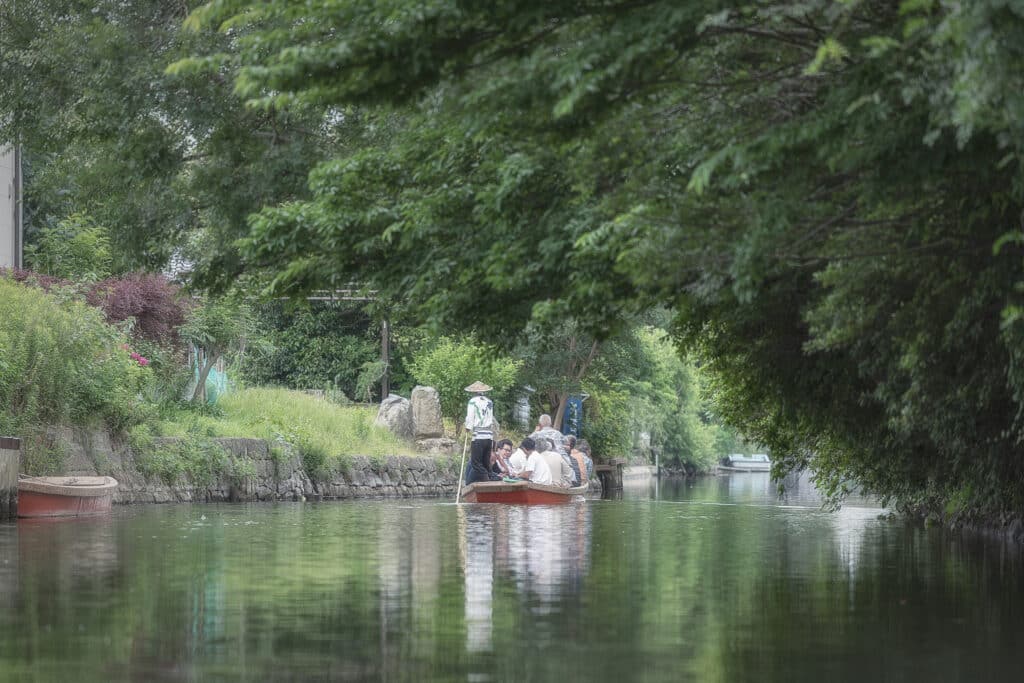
[17,476,118,518]
[718,454,771,473]
[462,481,587,504]
[717,464,771,473]
[17,490,114,517]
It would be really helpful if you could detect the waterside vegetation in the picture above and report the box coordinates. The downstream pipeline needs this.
[164,0,1024,527]
[6,1,1021,527]
[0,274,414,481]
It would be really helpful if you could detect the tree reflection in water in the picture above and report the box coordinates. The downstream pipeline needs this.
[1,488,1023,682]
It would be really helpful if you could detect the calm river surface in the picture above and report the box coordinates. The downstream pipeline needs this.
[1,474,1022,682]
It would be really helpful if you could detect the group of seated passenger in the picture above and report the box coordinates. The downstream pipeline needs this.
[487,425,595,489]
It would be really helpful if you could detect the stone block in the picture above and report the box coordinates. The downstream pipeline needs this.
[415,437,456,455]
[374,394,414,440]
[411,386,444,438]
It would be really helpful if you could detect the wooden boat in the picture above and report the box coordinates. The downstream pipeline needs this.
[17,475,118,518]
[717,453,771,473]
[461,480,588,504]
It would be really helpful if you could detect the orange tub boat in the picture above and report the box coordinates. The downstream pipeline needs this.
[461,480,588,504]
[17,475,118,518]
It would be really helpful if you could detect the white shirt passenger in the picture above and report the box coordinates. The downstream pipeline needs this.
[523,451,552,485]
[508,448,528,476]
[541,450,571,488]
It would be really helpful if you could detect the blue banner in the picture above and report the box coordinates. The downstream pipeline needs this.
[562,396,584,437]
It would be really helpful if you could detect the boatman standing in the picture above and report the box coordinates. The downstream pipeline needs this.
[464,381,498,484]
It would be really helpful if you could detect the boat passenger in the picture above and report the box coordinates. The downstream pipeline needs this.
[569,446,589,487]
[576,439,595,480]
[520,438,553,485]
[528,414,567,457]
[490,439,515,477]
[537,438,573,488]
[507,438,535,477]
[464,381,499,483]
[563,434,582,486]
[558,454,577,488]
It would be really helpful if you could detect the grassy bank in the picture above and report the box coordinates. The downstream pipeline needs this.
[152,387,414,477]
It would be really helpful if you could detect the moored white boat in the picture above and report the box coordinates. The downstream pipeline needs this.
[717,454,771,473]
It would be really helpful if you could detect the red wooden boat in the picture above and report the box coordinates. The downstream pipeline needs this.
[17,475,118,518]
[461,480,588,504]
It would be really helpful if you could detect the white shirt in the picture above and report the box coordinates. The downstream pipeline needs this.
[464,395,494,440]
[508,448,528,476]
[523,452,552,485]
[541,451,571,487]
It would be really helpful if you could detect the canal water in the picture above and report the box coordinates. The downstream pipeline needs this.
[1,473,1021,682]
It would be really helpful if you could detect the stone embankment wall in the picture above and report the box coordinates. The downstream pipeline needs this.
[57,429,460,505]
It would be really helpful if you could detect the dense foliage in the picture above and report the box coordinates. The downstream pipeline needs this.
[408,337,521,426]
[580,327,725,469]
[88,272,191,346]
[23,213,114,281]
[0,275,413,477]
[0,0,340,286]
[169,0,1024,522]
[1,268,191,346]
[238,301,391,401]
[0,277,147,471]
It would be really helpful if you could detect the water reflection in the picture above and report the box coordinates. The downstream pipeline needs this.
[17,515,120,581]
[721,470,779,500]
[459,506,494,653]
[459,503,592,654]
[1,484,1023,682]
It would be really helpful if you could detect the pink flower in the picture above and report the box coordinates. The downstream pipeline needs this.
[121,343,130,351]
[130,352,141,361]
[138,357,150,367]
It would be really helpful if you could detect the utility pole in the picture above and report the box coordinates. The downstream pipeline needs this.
[0,145,22,268]
[0,3,24,268]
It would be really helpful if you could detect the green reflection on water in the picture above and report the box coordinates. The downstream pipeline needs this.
[0,475,1022,682]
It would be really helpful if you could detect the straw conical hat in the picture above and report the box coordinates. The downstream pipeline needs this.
[464,381,493,393]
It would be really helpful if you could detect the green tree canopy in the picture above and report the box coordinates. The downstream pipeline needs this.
[0,0,343,286]
[174,0,1024,521]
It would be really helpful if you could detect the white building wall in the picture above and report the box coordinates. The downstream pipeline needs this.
[0,146,22,268]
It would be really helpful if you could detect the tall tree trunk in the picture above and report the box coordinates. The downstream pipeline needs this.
[192,351,219,403]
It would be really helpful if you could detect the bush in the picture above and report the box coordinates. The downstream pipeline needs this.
[237,300,384,400]
[87,272,190,346]
[130,338,193,410]
[0,268,190,347]
[580,381,632,461]
[23,212,113,281]
[0,277,148,471]
[0,278,145,429]
[408,337,520,425]
[134,432,233,488]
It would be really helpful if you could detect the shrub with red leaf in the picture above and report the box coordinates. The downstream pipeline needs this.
[87,273,191,346]
[3,268,191,346]
[0,267,71,291]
